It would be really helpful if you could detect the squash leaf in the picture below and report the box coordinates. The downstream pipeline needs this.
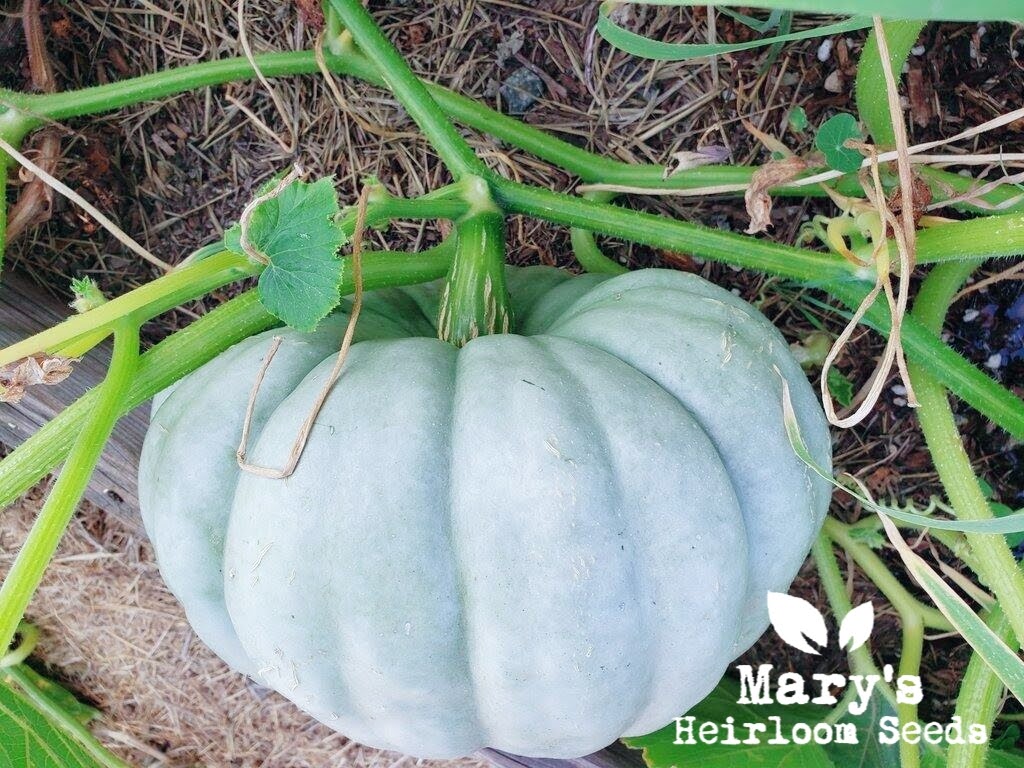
[622,677,835,767]
[827,368,854,408]
[819,691,900,768]
[815,114,863,174]
[0,669,117,768]
[224,178,346,332]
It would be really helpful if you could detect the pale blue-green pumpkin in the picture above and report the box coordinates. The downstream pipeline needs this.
[138,267,832,758]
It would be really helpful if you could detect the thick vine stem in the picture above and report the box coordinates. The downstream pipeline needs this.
[856,21,926,147]
[811,533,898,707]
[0,250,257,368]
[824,518,953,631]
[0,243,456,510]
[570,191,628,275]
[947,609,1016,768]
[4,46,1023,211]
[325,0,486,181]
[908,261,1024,648]
[0,321,139,653]
[438,203,512,346]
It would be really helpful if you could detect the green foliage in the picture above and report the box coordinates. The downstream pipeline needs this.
[788,106,809,133]
[69,278,107,314]
[623,678,833,767]
[0,670,111,768]
[624,678,905,768]
[596,7,870,62]
[827,367,854,408]
[224,178,346,332]
[815,114,863,174]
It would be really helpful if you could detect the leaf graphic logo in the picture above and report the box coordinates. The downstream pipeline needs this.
[767,592,874,654]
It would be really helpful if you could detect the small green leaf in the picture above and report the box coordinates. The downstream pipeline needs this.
[0,672,110,768]
[623,678,834,768]
[990,745,1024,767]
[69,278,107,314]
[815,114,864,173]
[993,724,1022,750]
[225,178,346,332]
[978,477,996,499]
[848,524,887,550]
[827,367,855,407]
[788,106,809,133]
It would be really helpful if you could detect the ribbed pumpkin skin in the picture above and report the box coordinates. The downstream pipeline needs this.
[138,267,832,758]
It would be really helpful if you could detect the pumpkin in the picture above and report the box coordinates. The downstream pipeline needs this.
[138,266,832,759]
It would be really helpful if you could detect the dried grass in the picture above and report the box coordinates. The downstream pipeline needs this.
[2,489,488,768]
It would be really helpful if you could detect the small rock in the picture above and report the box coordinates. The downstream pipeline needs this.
[964,308,981,321]
[824,71,843,93]
[986,352,1003,370]
[817,39,833,62]
[892,384,908,396]
[911,44,926,56]
[500,67,545,115]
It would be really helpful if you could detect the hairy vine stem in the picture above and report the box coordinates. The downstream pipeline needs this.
[0,321,139,654]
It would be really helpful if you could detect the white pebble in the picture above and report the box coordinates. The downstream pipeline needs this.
[911,45,926,56]
[817,39,833,62]
[824,71,843,93]
[892,384,908,396]
[964,309,980,321]
[986,352,1003,370]
[894,397,908,407]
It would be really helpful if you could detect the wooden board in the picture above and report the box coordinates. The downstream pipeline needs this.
[0,270,147,524]
[0,270,646,768]
[482,743,642,768]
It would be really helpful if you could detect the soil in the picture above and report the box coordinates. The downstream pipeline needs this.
[1,1,1022,766]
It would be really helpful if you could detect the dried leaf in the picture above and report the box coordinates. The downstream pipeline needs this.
[5,131,60,244]
[744,155,807,234]
[0,354,75,403]
[663,145,729,179]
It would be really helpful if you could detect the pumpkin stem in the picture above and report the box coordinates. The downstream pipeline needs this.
[437,176,512,346]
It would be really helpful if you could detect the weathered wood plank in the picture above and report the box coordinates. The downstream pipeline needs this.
[480,742,643,768]
[0,271,147,522]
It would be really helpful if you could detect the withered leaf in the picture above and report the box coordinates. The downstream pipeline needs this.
[744,155,808,234]
[0,354,75,403]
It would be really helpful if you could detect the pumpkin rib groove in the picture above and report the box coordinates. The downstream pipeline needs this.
[543,292,830,651]
[441,347,488,749]
[527,333,750,737]
[532,328,753,554]
[523,335,652,735]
